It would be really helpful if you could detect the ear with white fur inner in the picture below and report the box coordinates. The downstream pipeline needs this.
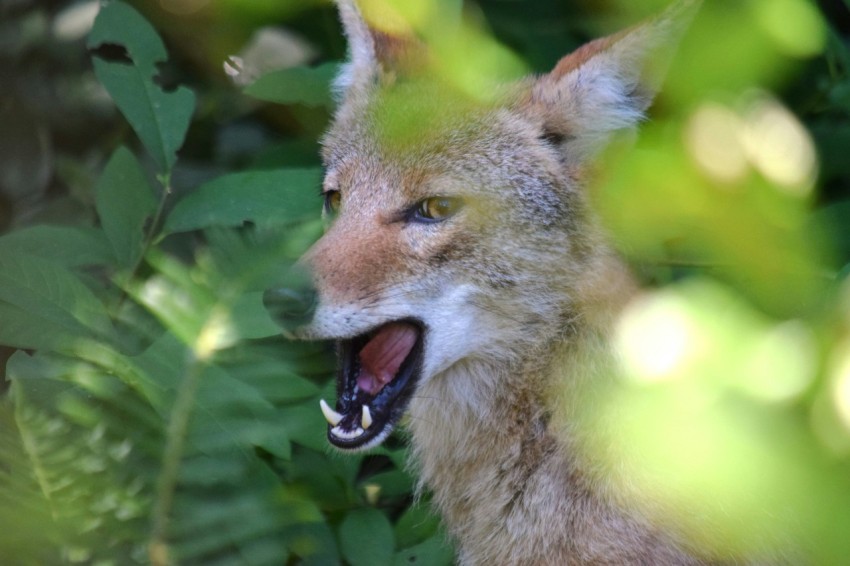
[333,0,424,98]
[528,0,701,162]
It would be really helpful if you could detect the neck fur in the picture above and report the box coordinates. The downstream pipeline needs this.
[404,255,701,565]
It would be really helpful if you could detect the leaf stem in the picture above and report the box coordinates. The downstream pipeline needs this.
[111,173,172,314]
[148,348,203,566]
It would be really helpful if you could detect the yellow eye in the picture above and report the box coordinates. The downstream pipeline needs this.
[416,196,463,222]
[324,190,341,216]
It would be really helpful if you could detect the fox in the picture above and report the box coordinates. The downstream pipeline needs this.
[260,1,761,564]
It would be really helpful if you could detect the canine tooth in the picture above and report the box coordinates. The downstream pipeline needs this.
[320,399,343,426]
[361,405,373,429]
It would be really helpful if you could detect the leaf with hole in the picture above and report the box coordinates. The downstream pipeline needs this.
[87,2,195,173]
[164,168,322,233]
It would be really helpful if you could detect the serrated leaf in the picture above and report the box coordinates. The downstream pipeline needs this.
[244,62,340,108]
[95,147,157,268]
[163,168,322,233]
[87,2,195,173]
[133,333,290,458]
[0,225,114,268]
[0,252,112,342]
[339,508,395,566]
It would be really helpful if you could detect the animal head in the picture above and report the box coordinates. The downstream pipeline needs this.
[264,0,699,451]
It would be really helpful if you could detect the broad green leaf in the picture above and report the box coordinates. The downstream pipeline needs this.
[0,302,79,351]
[285,519,340,565]
[87,2,195,173]
[339,508,395,566]
[394,504,441,549]
[95,147,157,269]
[286,449,359,509]
[277,404,328,453]
[364,469,414,501]
[0,252,111,340]
[230,291,283,339]
[164,168,322,233]
[0,225,113,268]
[244,62,339,108]
[393,535,454,566]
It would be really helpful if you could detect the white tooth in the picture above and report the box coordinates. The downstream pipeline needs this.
[320,399,343,426]
[331,426,365,439]
[361,405,373,430]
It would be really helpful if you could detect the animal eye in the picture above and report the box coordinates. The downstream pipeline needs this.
[414,196,463,222]
[323,190,341,216]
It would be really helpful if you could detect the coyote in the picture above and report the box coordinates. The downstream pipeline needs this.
[264,1,722,564]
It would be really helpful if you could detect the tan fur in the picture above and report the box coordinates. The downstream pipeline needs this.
[274,1,774,564]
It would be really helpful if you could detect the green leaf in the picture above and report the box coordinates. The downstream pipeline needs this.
[230,291,283,339]
[277,404,328,453]
[133,333,291,458]
[0,252,112,342]
[0,302,79,351]
[95,147,157,269]
[163,168,322,233]
[394,504,441,549]
[339,508,395,566]
[224,356,320,403]
[0,225,114,268]
[87,2,195,173]
[364,469,414,501]
[244,62,340,108]
[393,535,454,566]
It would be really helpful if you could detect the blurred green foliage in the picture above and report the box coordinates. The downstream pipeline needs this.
[0,0,849,565]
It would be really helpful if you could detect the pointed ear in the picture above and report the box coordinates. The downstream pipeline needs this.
[333,0,425,98]
[528,0,700,161]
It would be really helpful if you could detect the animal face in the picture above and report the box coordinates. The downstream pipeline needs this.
[282,83,587,449]
[263,0,697,451]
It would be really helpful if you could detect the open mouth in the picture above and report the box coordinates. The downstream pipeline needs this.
[319,320,424,451]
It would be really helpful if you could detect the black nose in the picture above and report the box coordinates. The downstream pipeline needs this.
[263,284,317,334]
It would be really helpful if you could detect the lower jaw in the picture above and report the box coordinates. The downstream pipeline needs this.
[324,321,425,451]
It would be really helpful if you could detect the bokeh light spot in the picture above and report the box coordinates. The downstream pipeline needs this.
[741,94,816,195]
[616,291,703,384]
[685,102,748,185]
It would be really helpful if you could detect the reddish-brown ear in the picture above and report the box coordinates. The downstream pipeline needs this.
[527,0,701,162]
[333,0,425,98]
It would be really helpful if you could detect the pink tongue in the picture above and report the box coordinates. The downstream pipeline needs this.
[356,322,419,396]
